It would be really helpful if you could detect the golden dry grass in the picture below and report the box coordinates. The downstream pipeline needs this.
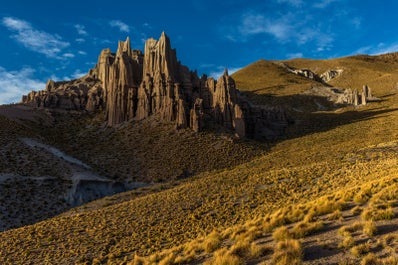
[2,53,398,264]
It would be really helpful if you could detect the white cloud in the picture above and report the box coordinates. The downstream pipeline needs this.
[229,11,334,52]
[51,69,86,82]
[2,17,70,58]
[74,24,87,35]
[351,17,362,29]
[355,43,398,56]
[286,52,304,59]
[209,66,241,79]
[313,0,338,8]
[70,70,86,80]
[78,50,87,55]
[277,0,303,7]
[237,12,333,49]
[0,66,45,105]
[237,13,294,43]
[109,20,130,33]
[75,38,85,43]
[143,22,152,29]
[62,53,75,58]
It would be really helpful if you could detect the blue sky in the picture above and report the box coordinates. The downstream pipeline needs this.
[1,0,398,104]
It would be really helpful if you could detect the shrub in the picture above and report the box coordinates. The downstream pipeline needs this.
[327,209,343,221]
[361,207,395,221]
[338,222,363,236]
[363,221,377,237]
[205,248,242,265]
[360,253,378,265]
[272,239,303,265]
[351,206,363,216]
[291,221,323,238]
[204,231,222,253]
[128,254,147,265]
[350,242,371,257]
[338,235,355,249]
[229,240,266,259]
[273,226,291,241]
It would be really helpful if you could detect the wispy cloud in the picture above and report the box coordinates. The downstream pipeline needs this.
[286,52,304,59]
[109,20,130,33]
[209,66,241,79]
[277,0,303,7]
[236,12,294,43]
[354,42,398,56]
[2,17,70,58]
[143,22,152,29]
[235,11,334,50]
[74,24,87,35]
[313,0,338,8]
[0,66,45,104]
[67,69,86,80]
[50,69,86,82]
[62,53,75,58]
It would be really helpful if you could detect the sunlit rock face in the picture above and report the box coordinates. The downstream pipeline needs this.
[22,33,290,139]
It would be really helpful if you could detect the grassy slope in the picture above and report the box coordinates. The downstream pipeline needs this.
[36,112,266,182]
[0,108,73,231]
[284,54,398,95]
[2,54,398,264]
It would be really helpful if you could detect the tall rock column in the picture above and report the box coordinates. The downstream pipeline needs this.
[106,39,133,125]
[211,69,238,129]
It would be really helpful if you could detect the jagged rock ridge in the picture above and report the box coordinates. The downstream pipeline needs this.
[22,33,289,139]
[277,62,343,83]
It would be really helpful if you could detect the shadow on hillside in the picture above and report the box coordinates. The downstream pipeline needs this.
[241,91,398,142]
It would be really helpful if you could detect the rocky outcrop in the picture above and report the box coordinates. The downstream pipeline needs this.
[301,84,380,108]
[278,62,343,83]
[320,69,343,82]
[279,63,323,82]
[23,76,103,111]
[22,33,290,140]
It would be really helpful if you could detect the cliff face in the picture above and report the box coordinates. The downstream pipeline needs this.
[22,33,289,139]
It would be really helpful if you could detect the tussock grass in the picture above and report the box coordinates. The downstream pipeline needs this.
[272,239,302,265]
[205,248,242,265]
[339,234,355,249]
[291,220,324,238]
[350,242,371,257]
[203,231,222,253]
[273,226,292,241]
[361,206,395,221]
[363,221,377,237]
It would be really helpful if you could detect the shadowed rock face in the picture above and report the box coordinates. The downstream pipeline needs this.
[22,32,289,139]
[64,179,130,207]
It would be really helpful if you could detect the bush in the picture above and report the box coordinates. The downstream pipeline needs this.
[205,248,242,265]
[273,226,291,241]
[272,239,302,265]
[204,231,222,253]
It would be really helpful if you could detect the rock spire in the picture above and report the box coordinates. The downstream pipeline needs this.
[22,33,290,140]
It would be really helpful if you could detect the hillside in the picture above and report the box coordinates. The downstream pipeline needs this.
[1,52,398,264]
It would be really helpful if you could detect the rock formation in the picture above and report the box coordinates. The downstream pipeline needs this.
[23,76,103,111]
[320,69,343,82]
[278,62,343,84]
[301,84,380,108]
[22,33,290,140]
